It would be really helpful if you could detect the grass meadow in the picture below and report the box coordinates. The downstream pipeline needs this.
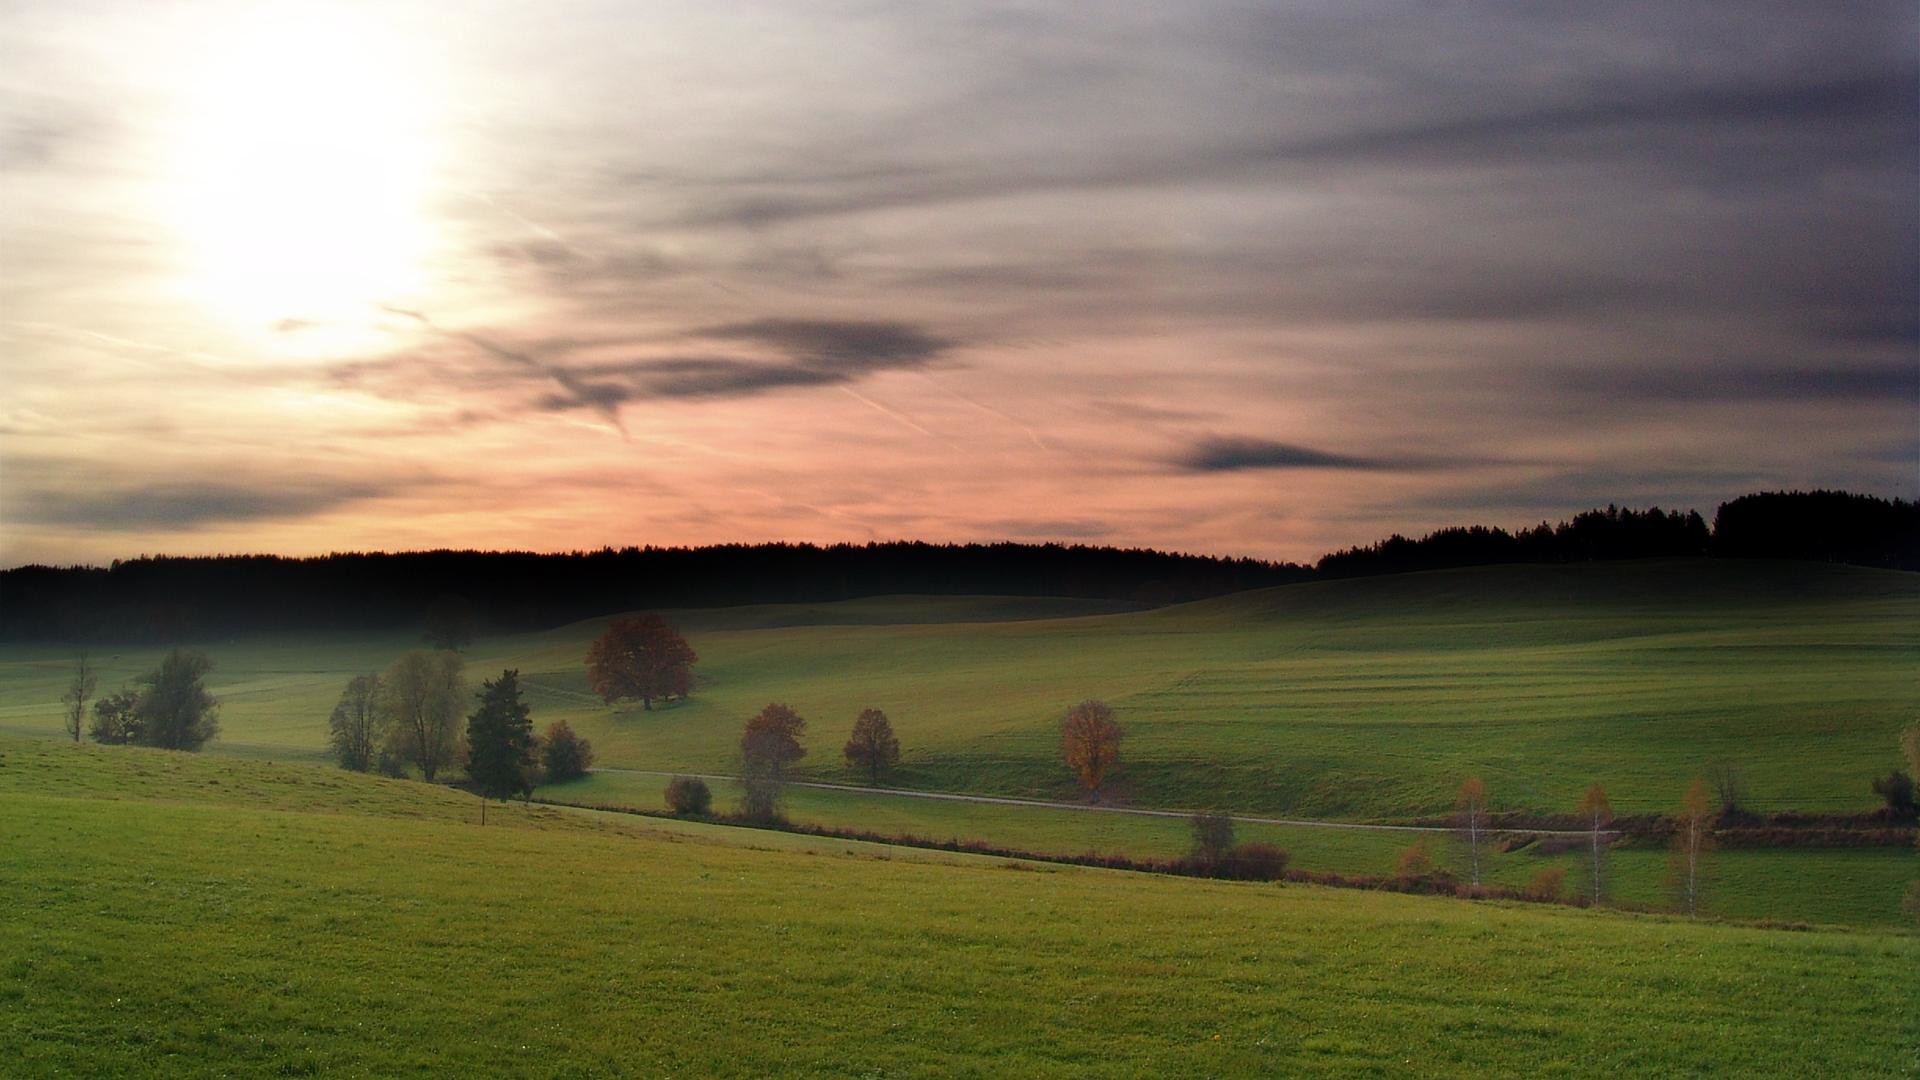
[2,558,1914,927]
[3,739,1914,1077]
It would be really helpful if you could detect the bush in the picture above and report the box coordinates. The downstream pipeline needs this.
[664,775,712,817]
[88,690,142,745]
[1216,841,1290,881]
[1869,769,1915,820]
[1527,867,1567,901]
[1395,842,1434,880]
[375,748,410,778]
[541,719,596,783]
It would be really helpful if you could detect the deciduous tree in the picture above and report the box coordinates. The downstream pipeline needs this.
[741,703,807,821]
[379,650,465,781]
[328,674,384,772]
[133,649,219,751]
[61,653,96,743]
[1189,811,1235,869]
[466,669,538,822]
[1061,699,1121,800]
[586,615,697,710]
[1670,778,1713,916]
[842,708,900,784]
[1576,782,1613,904]
[541,719,595,783]
[1455,775,1489,886]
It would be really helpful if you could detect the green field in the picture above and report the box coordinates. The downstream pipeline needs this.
[2,559,1914,926]
[3,739,1914,1077]
[541,770,1920,929]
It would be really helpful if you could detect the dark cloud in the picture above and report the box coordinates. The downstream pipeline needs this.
[9,478,392,530]
[1553,362,1920,404]
[1174,438,1389,474]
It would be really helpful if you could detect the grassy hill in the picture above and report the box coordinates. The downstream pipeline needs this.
[2,559,1911,820]
[2,738,1913,1077]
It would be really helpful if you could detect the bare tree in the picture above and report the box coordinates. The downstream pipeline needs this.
[1576,783,1613,905]
[1704,759,1746,818]
[61,653,96,743]
[327,674,384,771]
[1455,776,1489,886]
[378,650,466,781]
[1670,778,1713,916]
[1061,700,1122,800]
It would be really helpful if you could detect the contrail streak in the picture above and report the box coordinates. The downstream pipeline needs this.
[380,305,628,439]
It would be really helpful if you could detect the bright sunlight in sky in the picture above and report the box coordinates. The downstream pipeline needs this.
[158,8,442,356]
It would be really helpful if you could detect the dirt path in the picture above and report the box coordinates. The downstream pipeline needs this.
[593,767,1611,836]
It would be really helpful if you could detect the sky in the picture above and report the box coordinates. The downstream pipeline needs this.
[2,1,1915,567]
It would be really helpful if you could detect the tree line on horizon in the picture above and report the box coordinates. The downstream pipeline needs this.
[4,489,1912,642]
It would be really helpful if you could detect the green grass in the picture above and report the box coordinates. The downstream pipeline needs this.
[3,739,1915,1077]
[3,560,1912,820]
[541,770,1920,929]
[2,560,1913,927]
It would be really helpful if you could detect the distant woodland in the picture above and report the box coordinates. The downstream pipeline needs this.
[3,489,1913,642]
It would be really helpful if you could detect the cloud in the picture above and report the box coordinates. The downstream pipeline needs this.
[8,477,393,530]
[536,319,954,409]
[1173,438,1388,473]
[1553,362,1920,404]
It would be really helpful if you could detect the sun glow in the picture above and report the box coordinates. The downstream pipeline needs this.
[160,9,443,354]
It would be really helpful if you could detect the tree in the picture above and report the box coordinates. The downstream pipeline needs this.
[1576,782,1613,904]
[61,653,96,743]
[1871,770,1916,820]
[541,719,595,783]
[422,593,478,652]
[1060,699,1121,800]
[1670,778,1713,916]
[1455,775,1489,886]
[665,775,712,816]
[132,648,219,751]
[328,674,384,772]
[466,669,538,823]
[1704,759,1747,818]
[740,703,806,821]
[585,615,697,710]
[379,650,465,781]
[89,690,142,745]
[1189,811,1235,870]
[842,708,900,784]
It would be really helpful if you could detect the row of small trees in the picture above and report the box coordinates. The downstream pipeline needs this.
[325,651,596,814]
[62,649,220,751]
[662,703,905,822]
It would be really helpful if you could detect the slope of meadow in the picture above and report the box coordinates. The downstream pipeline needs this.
[2,559,1911,820]
[2,739,1913,1077]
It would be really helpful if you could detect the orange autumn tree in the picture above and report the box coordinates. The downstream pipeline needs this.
[1456,775,1490,886]
[1061,699,1122,800]
[1670,778,1714,916]
[1576,782,1614,904]
[585,614,697,710]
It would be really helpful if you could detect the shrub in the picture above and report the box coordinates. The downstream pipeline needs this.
[1869,769,1915,820]
[541,719,596,783]
[1189,811,1235,868]
[1527,867,1567,901]
[88,690,143,745]
[1216,841,1289,881]
[664,775,712,817]
[375,748,410,778]
[1395,842,1434,880]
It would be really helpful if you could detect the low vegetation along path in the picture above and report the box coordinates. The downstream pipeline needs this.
[587,767,1611,836]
